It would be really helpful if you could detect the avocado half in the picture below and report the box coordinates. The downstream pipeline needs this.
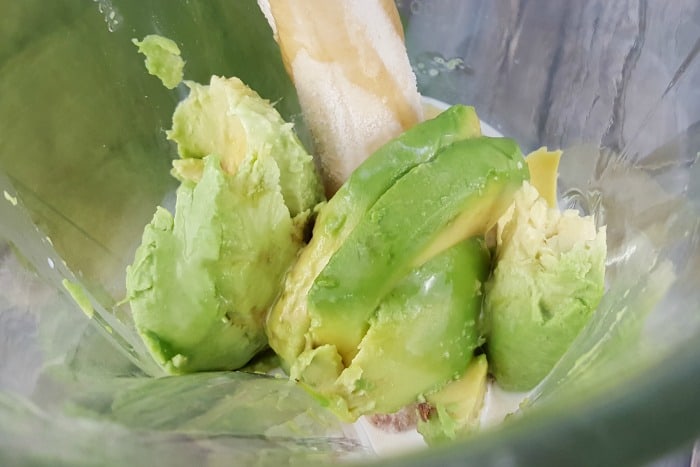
[267,105,529,420]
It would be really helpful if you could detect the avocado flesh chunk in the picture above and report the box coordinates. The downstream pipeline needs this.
[168,75,323,217]
[266,105,482,366]
[127,155,303,373]
[132,35,185,90]
[525,147,562,208]
[484,181,607,390]
[292,238,490,421]
[314,104,481,245]
[417,354,489,445]
[308,137,529,362]
[126,75,324,374]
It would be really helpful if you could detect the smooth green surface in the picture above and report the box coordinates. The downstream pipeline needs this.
[294,238,490,421]
[308,137,528,360]
[267,108,495,422]
[266,104,482,367]
[311,104,482,246]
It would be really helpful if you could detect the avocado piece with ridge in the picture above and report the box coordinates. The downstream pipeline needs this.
[267,105,483,368]
[307,136,529,363]
[483,181,606,391]
[267,116,530,420]
[293,237,490,420]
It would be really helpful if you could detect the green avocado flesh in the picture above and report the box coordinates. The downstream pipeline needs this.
[126,75,323,374]
[484,182,607,390]
[307,136,529,363]
[313,104,482,246]
[417,354,489,445]
[266,105,483,368]
[295,237,490,421]
[123,33,610,437]
[168,76,324,217]
[267,118,529,421]
[132,35,184,90]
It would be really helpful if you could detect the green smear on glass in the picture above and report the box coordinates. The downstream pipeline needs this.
[62,279,94,319]
[132,34,185,89]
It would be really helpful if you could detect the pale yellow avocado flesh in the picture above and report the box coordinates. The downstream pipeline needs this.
[525,147,562,207]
